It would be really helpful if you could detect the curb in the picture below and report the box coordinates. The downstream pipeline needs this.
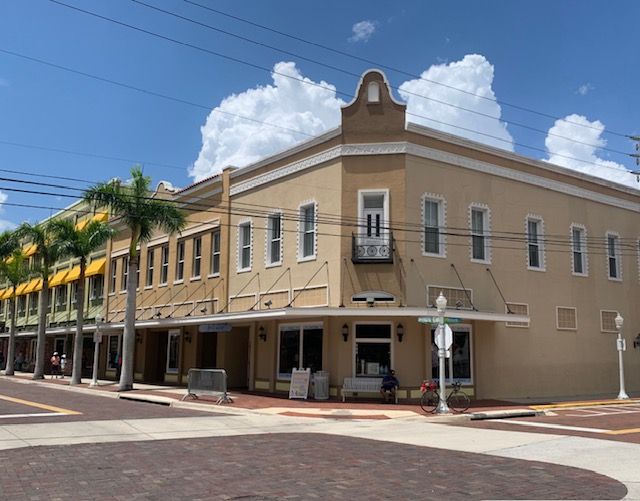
[470,409,544,421]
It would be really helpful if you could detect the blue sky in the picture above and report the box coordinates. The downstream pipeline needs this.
[0,0,638,227]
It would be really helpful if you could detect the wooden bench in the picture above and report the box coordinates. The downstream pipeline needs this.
[341,377,398,403]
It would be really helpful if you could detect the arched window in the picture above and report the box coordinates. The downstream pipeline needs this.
[367,81,380,103]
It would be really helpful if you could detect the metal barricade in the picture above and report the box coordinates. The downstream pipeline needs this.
[182,368,233,404]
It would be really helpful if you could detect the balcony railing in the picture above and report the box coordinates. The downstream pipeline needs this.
[352,232,394,264]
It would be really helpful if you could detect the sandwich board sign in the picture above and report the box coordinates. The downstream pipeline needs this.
[289,368,311,399]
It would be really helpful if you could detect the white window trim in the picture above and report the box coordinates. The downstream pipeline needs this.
[120,256,129,292]
[505,302,530,328]
[160,244,169,286]
[209,229,221,277]
[175,240,186,283]
[265,211,284,268]
[421,193,446,258]
[109,258,117,295]
[351,321,394,378]
[525,214,546,271]
[146,248,154,287]
[605,230,622,282]
[192,236,202,280]
[570,223,589,277]
[600,309,619,333]
[367,81,380,103]
[556,306,578,331]
[276,322,323,380]
[166,329,181,374]
[468,203,491,264]
[237,219,253,273]
[297,200,318,262]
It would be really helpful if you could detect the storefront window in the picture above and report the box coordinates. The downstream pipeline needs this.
[107,335,120,370]
[278,324,323,378]
[431,326,472,383]
[166,331,180,373]
[355,323,392,377]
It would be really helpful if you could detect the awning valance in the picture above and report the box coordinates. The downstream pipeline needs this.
[63,266,81,284]
[23,244,38,257]
[75,220,89,231]
[0,289,12,300]
[92,212,109,223]
[23,279,42,294]
[49,270,69,288]
[85,258,106,277]
[15,282,29,296]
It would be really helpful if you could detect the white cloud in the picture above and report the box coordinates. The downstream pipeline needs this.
[190,62,343,181]
[576,83,594,96]
[544,114,635,187]
[398,54,514,151]
[349,20,377,43]
[0,190,15,231]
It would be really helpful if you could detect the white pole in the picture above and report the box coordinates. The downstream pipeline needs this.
[615,314,629,400]
[90,317,103,387]
[435,292,449,414]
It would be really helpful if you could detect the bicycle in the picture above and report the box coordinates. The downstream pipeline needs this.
[420,380,470,413]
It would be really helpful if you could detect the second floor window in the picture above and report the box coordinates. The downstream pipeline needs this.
[109,259,117,294]
[423,197,444,256]
[146,249,154,287]
[55,285,67,311]
[470,207,489,262]
[28,292,38,315]
[267,213,282,265]
[571,226,587,275]
[238,222,252,271]
[47,289,53,313]
[17,295,26,317]
[70,282,78,310]
[299,203,316,259]
[211,230,220,275]
[192,237,202,278]
[160,244,169,285]
[121,256,129,291]
[527,218,544,270]
[176,241,185,281]
[90,275,104,300]
[607,233,620,279]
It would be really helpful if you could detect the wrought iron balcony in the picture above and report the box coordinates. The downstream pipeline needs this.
[352,232,394,264]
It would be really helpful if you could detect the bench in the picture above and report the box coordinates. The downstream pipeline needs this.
[341,377,398,403]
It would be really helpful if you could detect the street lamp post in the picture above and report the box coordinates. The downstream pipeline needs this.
[435,292,450,414]
[615,314,629,400]
[90,315,103,387]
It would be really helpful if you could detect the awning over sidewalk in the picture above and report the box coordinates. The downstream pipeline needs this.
[62,266,81,284]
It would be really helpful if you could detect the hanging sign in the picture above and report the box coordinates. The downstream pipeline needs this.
[199,323,232,333]
[289,368,311,399]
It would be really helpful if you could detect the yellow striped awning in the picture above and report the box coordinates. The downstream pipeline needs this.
[49,270,69,288]
[75,219,89,231]
[85,258,106,277]
[15,282,29,296]
[63,266,81,284]
[0,289,12,300]
[23,279,42,294]
[23,244,38,257]
[92,211,108,223]
[0,289,5,300]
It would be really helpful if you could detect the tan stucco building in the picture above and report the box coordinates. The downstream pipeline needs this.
[35,69,640,401]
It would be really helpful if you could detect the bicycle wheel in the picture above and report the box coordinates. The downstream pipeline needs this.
[420,390,439,413]
[447,391,470,413]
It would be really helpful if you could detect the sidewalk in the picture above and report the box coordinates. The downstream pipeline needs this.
[11,371,638,421]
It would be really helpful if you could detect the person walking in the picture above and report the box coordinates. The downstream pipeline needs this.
[50,352,61,379]
[60,354,67,379]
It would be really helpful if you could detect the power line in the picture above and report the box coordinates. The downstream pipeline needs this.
[42,1,636,174]
[182,0,632,139]
[130,0,630,156]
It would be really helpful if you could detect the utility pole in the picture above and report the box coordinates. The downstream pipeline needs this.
[630,135,640,182]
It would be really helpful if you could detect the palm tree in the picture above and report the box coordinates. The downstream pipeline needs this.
[51,219,115,385]
[0,249,30,376]
[84,166,185,391]
[16,221,63,379]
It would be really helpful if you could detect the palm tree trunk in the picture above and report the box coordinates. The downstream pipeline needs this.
[4,295,16,376]
[119,253,139,391]
[71,261,86,385]
[33,279,49,379]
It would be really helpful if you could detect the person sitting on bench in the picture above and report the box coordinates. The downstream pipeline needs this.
[380,369,399,403]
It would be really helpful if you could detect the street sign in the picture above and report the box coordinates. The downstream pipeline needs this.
[418,316,464,324]
[434,324,453,350]
[93,331,102,343]
[617,338,626,351]
[199,323,232,333]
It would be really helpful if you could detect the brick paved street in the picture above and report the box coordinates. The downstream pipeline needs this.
[0,433,627,500]
[0,378,212,424]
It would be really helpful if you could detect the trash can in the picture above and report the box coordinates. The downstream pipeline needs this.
[313,371,329,400]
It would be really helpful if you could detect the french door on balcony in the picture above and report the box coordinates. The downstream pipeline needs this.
[356,190,390,260]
